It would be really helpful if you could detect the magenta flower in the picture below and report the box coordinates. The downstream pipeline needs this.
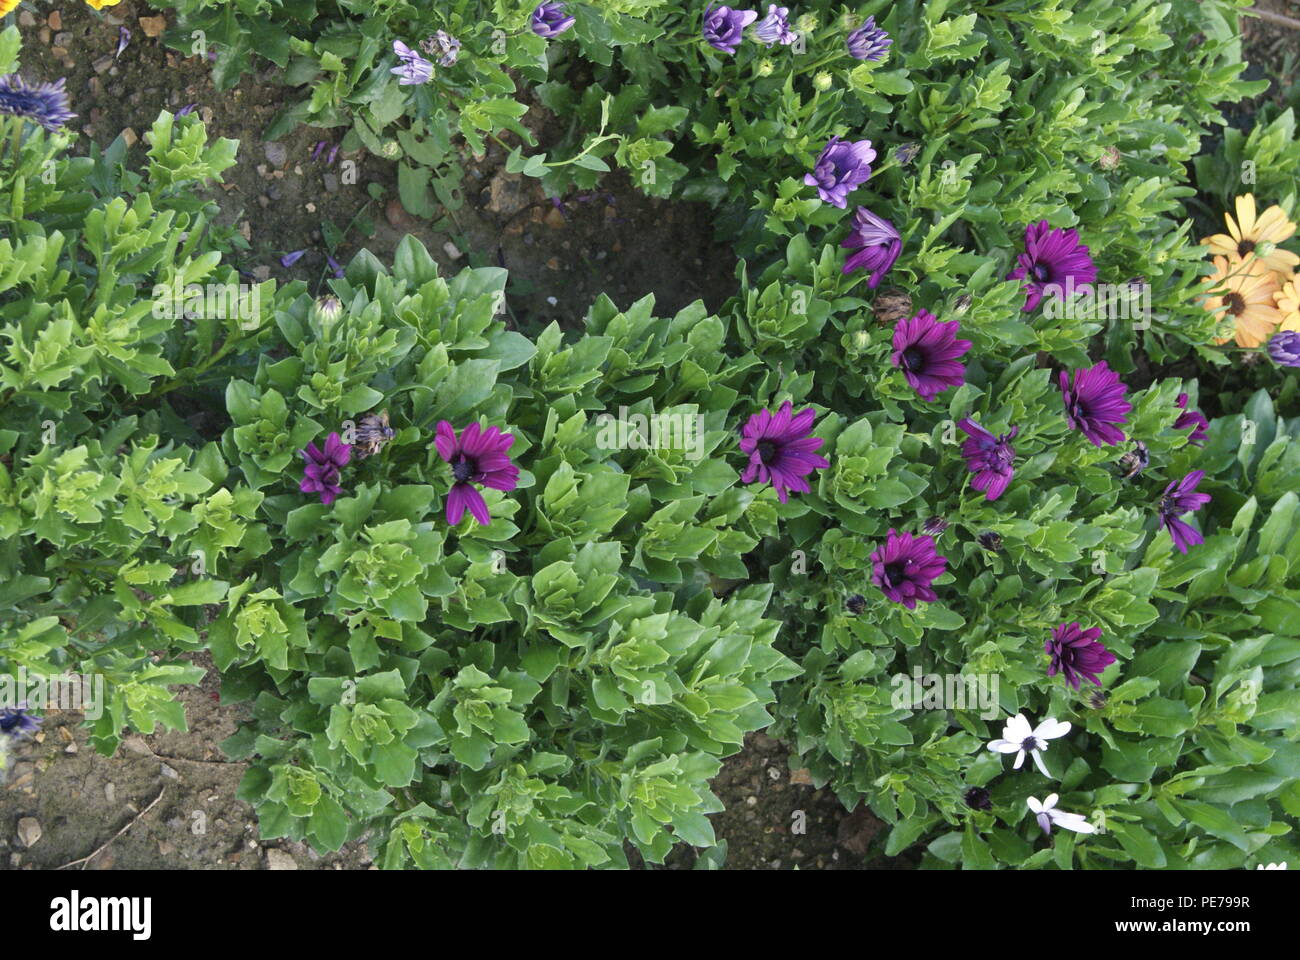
[739,401,830,503]
[1158,470,1211,554]
[703,5,758,54]
[957,418,1018,501]
[871,529,947,609]
[1174,393,1209,447]
[805,136,876,208]
[1046,622,1116,689]
[435,421,520,526]
[1008,220,1097,312]
[300,432,352,505]
[840,206,901,286]
[892,311,972,402]
[1060,361,1131,447]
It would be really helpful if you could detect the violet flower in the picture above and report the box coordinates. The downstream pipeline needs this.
[1158,470,1211,554]
[422,31,461,67]
[870,529,947,609]
[840,206,901,286]
[435,421,520,526]
[754,5,797,46]
[703,5,758,55]
[326,254,344,279]
[300,432,352,505]
[531,2,577,38]
[891,310,972,402]
[0,704,42,740]
[1046,622,1116,690]
[1174,392,1209,446]
[116,27,131,60]
[280,250,306,268]
[957,418,1018,501]
[846,16,892,61]
[1007,220,1097,312]
[1059,361,1130,447]
[0,74,76,131]
[391,41,434,85]
[1267,330,1300,368]
[804,135,875,208]
[739,401,830,503]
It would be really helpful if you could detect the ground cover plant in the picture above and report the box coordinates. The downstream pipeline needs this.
[0,0,1298,871]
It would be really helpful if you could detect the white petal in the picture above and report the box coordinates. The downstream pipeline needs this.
[1031,749,1051,777]
[1026,796,1043,813]
[1005,713,1032,739]
[1051,811,1095,834]
[989,740,1020,754]
[1034,718,1072,740]
[1042,793,1059,809]
[1012,750,1026,770]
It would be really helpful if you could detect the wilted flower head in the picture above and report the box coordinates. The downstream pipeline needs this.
[0,704,42,740]
[1098,146,1121,170]
[1158,470,1211,554]
[963,786,992,811]
[1007,220,1097,312]
[870,529,947,609]
[895,142,921,165]
[841,206,902,287]
[422,31,462,67]
[0,74,76,131]
[922,516,948,537]
[1085,689,1108,710]
[300,432,352,505]
[354,410,396,459]
[435,421,520,526]
[957,418,1018,501]
[391,41,434,85]
[891,311,972,402]
[846,16,891,61]
[754,5,797,45]
[804,135,876,208]
[987,714,1071,776]
[1027,795,1096,836]
[1046,622,1116,690]
[845,594,866,615]
[872,289,913,326]
[739,401,830,503]
[703,5,759,54]
[978,531,1003,552]
[531,2,577,38]
[1059,361,1131,447]
[1116,440,1149,480]
[1174,392,1209,446]
[1267,330,1300,368]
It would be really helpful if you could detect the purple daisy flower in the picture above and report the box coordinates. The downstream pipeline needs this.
[840,206,902,286]
[957,418,1018,501]
[0,74,76,132]
[846,16,892,61]
[703,5,758,54]
[1158,470,1211,554]
[531,2,577,38]
[1267,330,1300,368]
[436,421,520,526]
[739,401,830,503]
[891,311,972,402]
[0,704,42,740]
[1046,622,1116,690]
[300,432,352,505]
[871,529,947,609]
[391,41,434,85]
[754,4,797,45]
[804,135,876,209]
[1059,361,1131,447]
[1174,392,1209,446]
[1007,220,1097,312]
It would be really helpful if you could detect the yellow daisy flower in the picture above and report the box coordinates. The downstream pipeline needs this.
[1201,254,1283,348]
[1276,275,1300,333]
[0,0,19,16]
[84,0,124,9]
[1201,193,1300,281]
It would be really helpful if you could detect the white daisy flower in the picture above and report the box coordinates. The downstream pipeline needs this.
[1027,794,1096,836]
[987,713,1071,776]
[1256,862,1288,870]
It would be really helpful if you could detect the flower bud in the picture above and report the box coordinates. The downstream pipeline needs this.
[315,295,342,322]
[1098,146,1121,170]
[756,59,775,77]
[813,71,833,91]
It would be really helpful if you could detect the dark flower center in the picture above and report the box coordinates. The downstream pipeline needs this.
[756,439,778,463]
[883,561,907,585]
[901,346,926,372]
[1021,736,1040,753]
[1225,292,1247,316]
[1237,239,1256,257]
[1031,262,1052,283]
[452,456,476,483]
